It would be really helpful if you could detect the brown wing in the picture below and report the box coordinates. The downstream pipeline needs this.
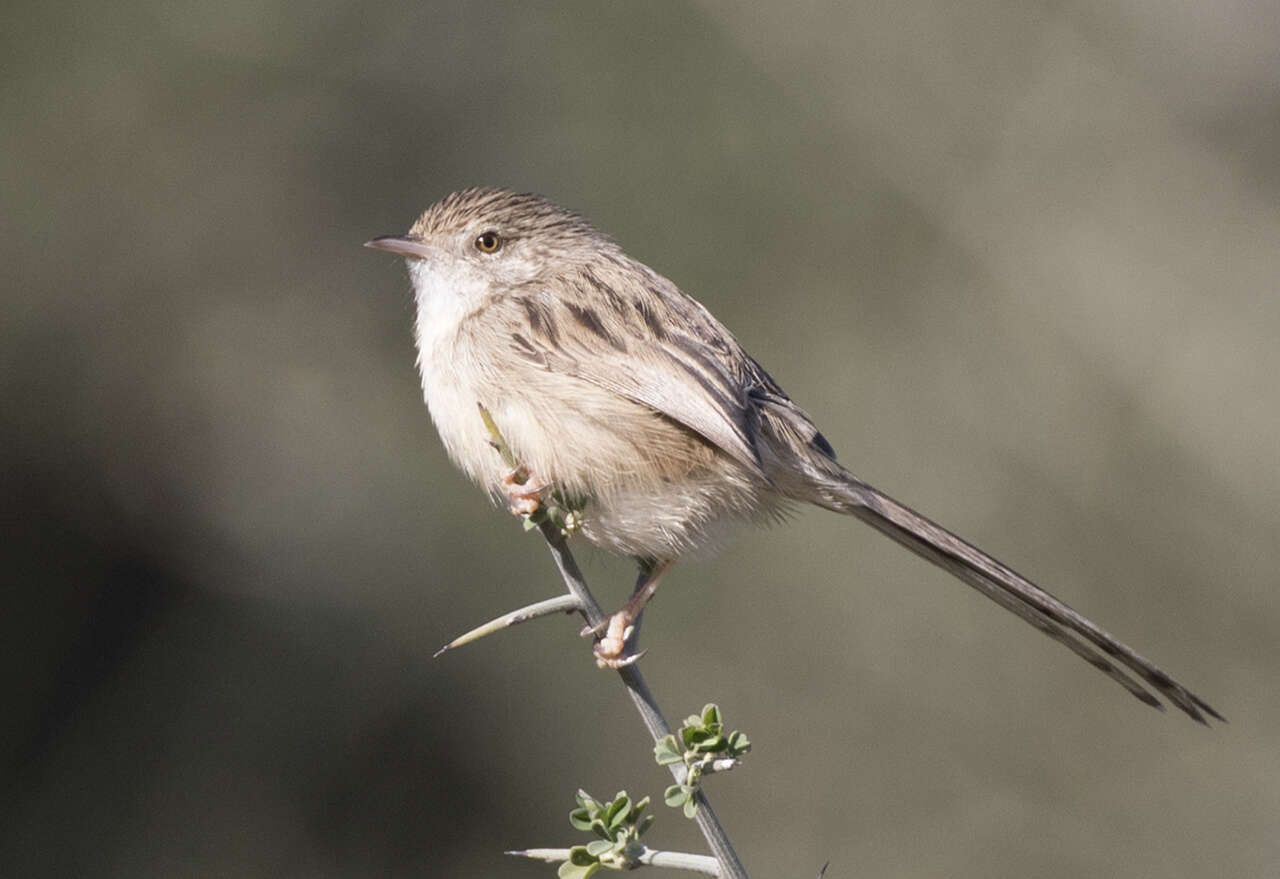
[493,261,773,476]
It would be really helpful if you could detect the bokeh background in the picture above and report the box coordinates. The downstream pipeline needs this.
[5,2,1278,876]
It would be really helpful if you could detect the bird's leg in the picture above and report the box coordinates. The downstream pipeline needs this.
[500,465,548,517]
[590,558,675,669]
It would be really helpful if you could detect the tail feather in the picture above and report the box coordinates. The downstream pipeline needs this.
[807,467,1222,724]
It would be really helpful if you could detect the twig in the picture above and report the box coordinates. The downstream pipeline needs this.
[508,847,720,876]
[434,594,584,657]
[535,520,748,879]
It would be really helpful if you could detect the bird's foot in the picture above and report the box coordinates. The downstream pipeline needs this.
[501,465,547,517]
[582,611,645,669]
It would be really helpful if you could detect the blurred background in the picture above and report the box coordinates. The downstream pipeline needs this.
[4,1,1278,876]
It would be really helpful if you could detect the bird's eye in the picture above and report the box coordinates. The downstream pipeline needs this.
[474,231,502,253]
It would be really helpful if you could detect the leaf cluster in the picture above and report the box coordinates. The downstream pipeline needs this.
[559,790,654,878]
[653,704,751,818]
[521,484,585,536]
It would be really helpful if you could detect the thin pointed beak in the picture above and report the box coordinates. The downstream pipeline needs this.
[364,235,433,260]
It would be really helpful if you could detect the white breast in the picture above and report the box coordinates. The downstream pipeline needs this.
[407,257,501,487]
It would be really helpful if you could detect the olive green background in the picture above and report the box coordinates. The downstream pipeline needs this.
[5,2,1278,877]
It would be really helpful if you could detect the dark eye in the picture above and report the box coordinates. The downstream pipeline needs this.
[474,231,502,253]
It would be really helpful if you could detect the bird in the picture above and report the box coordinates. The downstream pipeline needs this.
[366,187,1220,724]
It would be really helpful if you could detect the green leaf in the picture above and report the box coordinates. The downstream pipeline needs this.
[585,840,614,857]
[637,813,655,838]
[701,704,722,726]
[728,731,751,755]
[631,796,650,819]
[693,734,726,753]
[663,785,687,808]
[522,516,538,531]
[558,862,596,879]
[606,795,630,830]
[568,847,596,865]
[569,808,593,831]
[653,736,683,765]
[559,847,599,879]
[683,796,699,819]
[590,818,611,841]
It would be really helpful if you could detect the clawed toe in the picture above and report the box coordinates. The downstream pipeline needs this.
[594,648,646,669]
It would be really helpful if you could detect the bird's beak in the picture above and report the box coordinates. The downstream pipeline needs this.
[364,235,433,260]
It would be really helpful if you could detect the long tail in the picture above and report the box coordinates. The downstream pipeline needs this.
[804,465,1222,724]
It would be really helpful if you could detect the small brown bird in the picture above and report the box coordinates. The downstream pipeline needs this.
[367,187,1220,724]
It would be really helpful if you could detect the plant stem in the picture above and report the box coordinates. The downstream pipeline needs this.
[536,520,750,879]
[509,847,720,875]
